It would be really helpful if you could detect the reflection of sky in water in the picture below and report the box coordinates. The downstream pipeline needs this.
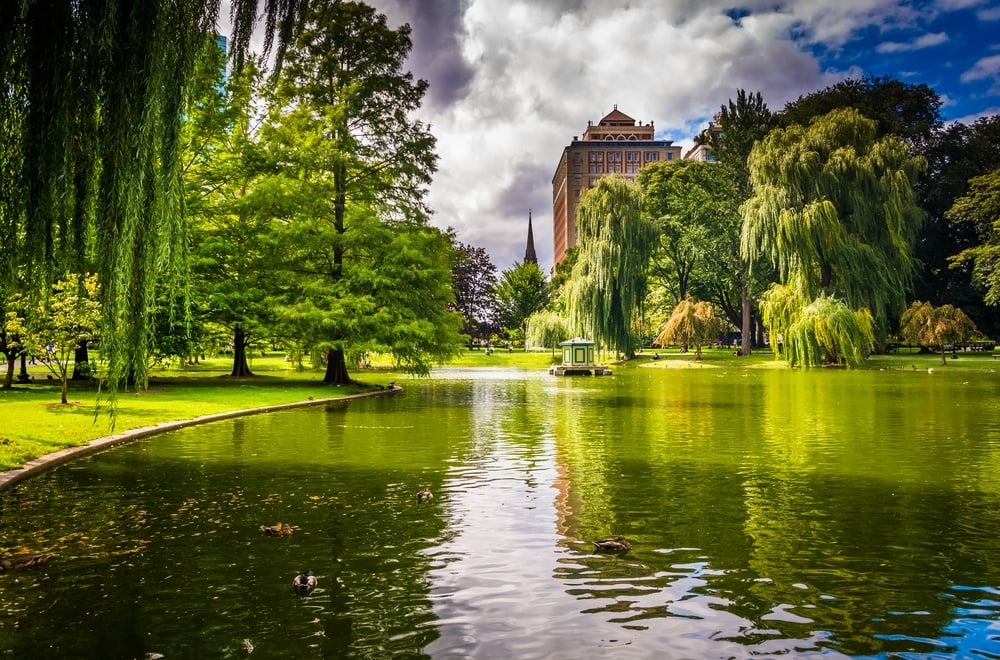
[4,367,1000,657]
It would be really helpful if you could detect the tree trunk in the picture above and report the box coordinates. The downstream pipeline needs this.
[230,325,254,377]
[61,376,68,405]
[71,340,91,380]
[740,274,752,357]
[2,353,14,389]
[323,347,352,385]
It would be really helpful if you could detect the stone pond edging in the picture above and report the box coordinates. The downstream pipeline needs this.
[0,385,401,493]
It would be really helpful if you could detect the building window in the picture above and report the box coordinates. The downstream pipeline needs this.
[589,152,603,162]
[626,151,640,162]
[644,152,659,162]
[589,163,603,174]
[573,164,581,173]
[610,163,621,173]
[625,162,639,173]
[666,153,673,160]
[589,176,599,186]
[573,153,582,163]
[574,176,581,185]
[607,152,622,162]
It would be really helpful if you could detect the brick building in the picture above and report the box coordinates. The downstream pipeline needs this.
[551,106,681,264]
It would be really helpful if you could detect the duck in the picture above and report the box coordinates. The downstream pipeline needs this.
[261,522,292,536]
[292,570,317,592]
[417,487,433,503]
[593,536,632,553]
[0,553,50,571]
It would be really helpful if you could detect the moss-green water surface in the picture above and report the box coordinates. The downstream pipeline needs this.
[2,365,1000,658]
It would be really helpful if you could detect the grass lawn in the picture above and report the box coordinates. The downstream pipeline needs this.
[0,354,389,472]
[2,346,997,472]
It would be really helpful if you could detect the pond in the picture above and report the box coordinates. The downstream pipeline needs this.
[2,363,1000,658]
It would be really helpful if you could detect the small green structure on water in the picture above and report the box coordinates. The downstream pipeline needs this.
[549,337,612,376]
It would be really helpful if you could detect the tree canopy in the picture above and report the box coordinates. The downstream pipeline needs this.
[494,261,550,343]
[780,74,942,148]
[2,0,313,396]
[946,169,1000,306]
[451,243,500,346]
[257,1,453,383]
[899,300,978,364]
[742,107,925,345]
[654,298,722,360]
[564,176,655,357]
[638,158,752,351]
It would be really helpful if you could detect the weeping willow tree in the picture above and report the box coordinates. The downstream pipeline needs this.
[742,108,925,350]
[1,1,309,406]
[782,293,874,367]
[899,301,979,364]
[525,310,569,356]
[564,175,655,358]
[654,298,722,360]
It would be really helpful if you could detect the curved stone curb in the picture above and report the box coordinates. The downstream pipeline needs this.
[0,385,402,493]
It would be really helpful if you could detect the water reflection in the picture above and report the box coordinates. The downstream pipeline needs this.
[2,366,1000,657]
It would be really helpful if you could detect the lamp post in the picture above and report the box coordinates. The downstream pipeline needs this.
[16,352,30,383]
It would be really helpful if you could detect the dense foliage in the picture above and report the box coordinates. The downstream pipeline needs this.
[565,176,655,357]
[742,108,925,346]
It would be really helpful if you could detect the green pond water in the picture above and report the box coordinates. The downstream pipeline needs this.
[2,364,1000,658]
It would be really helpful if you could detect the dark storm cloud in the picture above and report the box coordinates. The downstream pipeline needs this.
[497,163,551,218]
[373,0,475,110]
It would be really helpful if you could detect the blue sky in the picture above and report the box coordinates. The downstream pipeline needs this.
[224,1,1000,270]
[803,1,1000,123]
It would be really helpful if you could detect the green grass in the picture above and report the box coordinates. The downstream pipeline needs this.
[3,346,997,472]
[0,354,389,472]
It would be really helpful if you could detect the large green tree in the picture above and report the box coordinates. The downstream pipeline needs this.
[451,243,500,347]
[260,1,454,383]
[181,47,274,378]
[742,108,925,347]
[705,90,777,199]
[781,74,942,149]
[494,261,550,343]
[918,116,1000,337]
[703,89,779,353]
[564,175,655,357]
[3,1,309,397]
[946,169,1000,306]
[638,159,745,350]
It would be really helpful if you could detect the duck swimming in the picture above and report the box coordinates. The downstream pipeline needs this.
[0,554,50,571]
[261,522,292,536]
[293,570,317,592]
[593,536,632,553]
[417,488,433,503]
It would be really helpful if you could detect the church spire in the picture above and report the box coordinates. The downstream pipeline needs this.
[524,210,537,264]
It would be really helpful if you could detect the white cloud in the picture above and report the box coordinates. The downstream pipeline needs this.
[961,54,1000,83]
[951,105,1000,124]
[219,0,999,272]
[412,0,871,269]
[978,5,1000,20]
[877,31,949,53]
